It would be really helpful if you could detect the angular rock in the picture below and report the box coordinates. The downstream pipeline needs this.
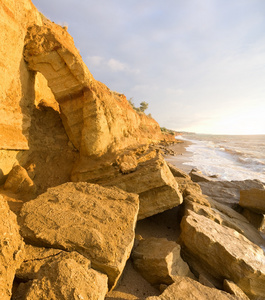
[146,276,239,300]
[106,153,183,220]
[15,251,108,300]
[167,162,190,179]
[223,279,250,300]
[116,152,138,174]
[175,177,202,196]
[184,197,265,248]
[138,185,182,220]
[198,180,265,207]
[180,210,265,299]
[239,189,265,213]
[4,165,36,195]
[132,237,193,285]
[16,245,63,281]
[18,182,139,289]
[184,188,210,207]
[0,197,24,300]
[106,153,178,194]
[189,169,215,182]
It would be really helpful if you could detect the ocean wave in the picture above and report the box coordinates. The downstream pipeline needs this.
[218,145,265,169]
[181,134,265,182]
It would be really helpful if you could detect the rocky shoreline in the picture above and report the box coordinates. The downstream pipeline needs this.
[1,142,265,299]
[1,1,265,299]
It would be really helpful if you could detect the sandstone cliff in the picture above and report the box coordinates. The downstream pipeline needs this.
[0,0,174,185]
[2,1,265,300]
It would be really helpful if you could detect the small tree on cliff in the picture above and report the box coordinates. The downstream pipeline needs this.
[139,101,149,112]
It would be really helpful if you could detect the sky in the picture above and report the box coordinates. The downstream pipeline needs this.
[33,0,265,135]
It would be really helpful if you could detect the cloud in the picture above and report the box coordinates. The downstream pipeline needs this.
[86,56,140,75]
[107,58,127,72]
[86,56,104,66]
[33,0,265,134]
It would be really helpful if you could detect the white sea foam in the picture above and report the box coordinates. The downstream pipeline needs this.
[175,134,265,182]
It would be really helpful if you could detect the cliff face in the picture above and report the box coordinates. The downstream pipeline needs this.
[0,0,174,184]
[0,0,41,150]
[23,21,168,157]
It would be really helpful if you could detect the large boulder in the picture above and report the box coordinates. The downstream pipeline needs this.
[105,153,183,220]
[0,196,25,300]
[14,251,108,300]
[180,210,265,299]
[184,196,265,248]
[239,189,265,213]
[18,182,139,289]
[198,180,265,207]
[146,276,239,300]
[132,237,193,285]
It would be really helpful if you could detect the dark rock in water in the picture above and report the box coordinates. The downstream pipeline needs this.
[189,169,217,183]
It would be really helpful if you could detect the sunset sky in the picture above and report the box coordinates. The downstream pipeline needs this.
[33,0,265,135]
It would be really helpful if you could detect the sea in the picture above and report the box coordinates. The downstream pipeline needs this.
[174,133,265,183]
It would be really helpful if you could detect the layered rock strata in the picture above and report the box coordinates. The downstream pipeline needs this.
[23,20,174,163]
[180,210,265,299]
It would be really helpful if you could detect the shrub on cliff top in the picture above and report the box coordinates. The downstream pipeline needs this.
[128,98,149,113]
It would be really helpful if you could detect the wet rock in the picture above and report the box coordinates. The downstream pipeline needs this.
[132,237,193,285]
[18,182,139,289]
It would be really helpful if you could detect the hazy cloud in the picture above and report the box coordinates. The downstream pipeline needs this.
[32,0,265,134]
